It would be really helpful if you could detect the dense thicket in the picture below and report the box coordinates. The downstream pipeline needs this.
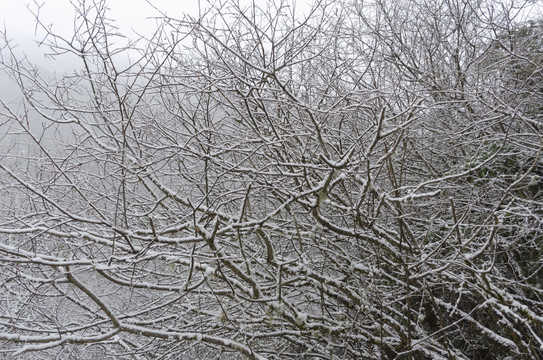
[1,0,542,359]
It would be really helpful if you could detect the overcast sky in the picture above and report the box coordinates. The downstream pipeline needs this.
[0,0,204,64]
[4,0,539,69]
[2,0,200,38]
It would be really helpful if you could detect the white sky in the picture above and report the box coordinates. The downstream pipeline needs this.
[0,0,298,68]
[0,0,203,65]
[1,0,200,38]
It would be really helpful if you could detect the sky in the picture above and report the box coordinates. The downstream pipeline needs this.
[0,0,210,105]
[0,0,203,65]
[3,0,539,73]
[1,0,200,38]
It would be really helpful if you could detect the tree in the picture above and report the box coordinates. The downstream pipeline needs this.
[0,0,542,358]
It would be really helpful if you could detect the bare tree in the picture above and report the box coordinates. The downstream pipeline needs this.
[0,0,542,359]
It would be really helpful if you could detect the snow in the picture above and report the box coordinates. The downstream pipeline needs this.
[388,189,441,203]
[204,266,216,278]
